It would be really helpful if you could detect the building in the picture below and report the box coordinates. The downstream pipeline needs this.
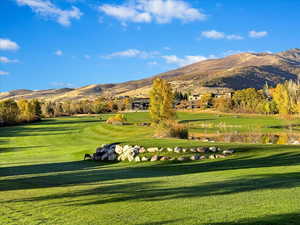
[131,98,150,110]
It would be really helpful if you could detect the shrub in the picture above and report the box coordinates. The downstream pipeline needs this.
[155,120,189,139]
[106,114,127,125]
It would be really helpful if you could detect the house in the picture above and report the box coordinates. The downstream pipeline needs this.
[131,98,150,110]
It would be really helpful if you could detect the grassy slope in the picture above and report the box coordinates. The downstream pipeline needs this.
[1,112,300,225]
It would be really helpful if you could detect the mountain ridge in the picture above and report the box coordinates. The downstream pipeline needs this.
[2,48,300,101]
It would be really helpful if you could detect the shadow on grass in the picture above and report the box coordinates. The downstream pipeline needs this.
[2,150,300,191]
[0,145,49,153]
[0,126,77,137]
[207,212,300,225]
[179,118,215,124]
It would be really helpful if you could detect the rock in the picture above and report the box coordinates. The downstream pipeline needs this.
[148,147,159,153]
[134,156,141,162]
[190,155,200,160]
[174,147,182,153]
[169,157,176,161]
[209,154,216,159]
[127,154,134,162]
[209,146,217,152]
[115,145,123,154]
[150,155,159,161]
[160,156,169,161]
[223,150,234,155]
[190,148,196,152]
[108,153,117,161]
[167,147,173,152]
[182,148,187,153]
[200,155,206,160]
[216,154,226,159]
[196,147,206,153]
[177,157,188,161]
[101,153,108,161]
[139,147,146,153]
[141,156,149,161]
[159,148,164,152]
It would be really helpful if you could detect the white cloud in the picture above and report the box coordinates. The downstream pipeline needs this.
[226,34,244,40]
[0,70,9,75]
[148,61,158,65]
[105,49,160,59]
[201,30,243,40]
[54,50,63,56]
[0,38,19,51]
[249,30,268,38]
[162,55,207,67]
[99,0,206,24]
[16,0,83,26]
[0,56,19,63]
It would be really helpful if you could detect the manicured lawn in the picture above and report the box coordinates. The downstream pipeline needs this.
[1,112,300,225]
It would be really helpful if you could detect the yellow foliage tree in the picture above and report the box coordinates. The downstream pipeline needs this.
[149,78,175,125]
[272,83,292,115]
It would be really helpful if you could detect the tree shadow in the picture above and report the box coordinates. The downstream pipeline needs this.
[0,126,77,137]
[2,150,300,192]
[0,145,49,153]
[179,118,215,123]
[207,212,300,225]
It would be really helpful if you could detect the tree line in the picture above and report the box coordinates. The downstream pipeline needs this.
[0,97,132,126]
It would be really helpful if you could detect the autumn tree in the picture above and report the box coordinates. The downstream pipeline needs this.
[149,78,175,125]
[272,83,292,115]
[0,99,19,125]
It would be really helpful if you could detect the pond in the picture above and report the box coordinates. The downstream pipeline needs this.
[189,123,300,144]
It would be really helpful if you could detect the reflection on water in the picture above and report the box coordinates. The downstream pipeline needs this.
[190,132,300,145]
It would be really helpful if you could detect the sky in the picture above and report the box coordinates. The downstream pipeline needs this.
[0,0,299,92]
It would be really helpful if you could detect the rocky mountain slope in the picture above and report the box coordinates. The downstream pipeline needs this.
[1,48,300,101]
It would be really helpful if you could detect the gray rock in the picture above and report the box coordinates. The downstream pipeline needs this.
[174,147,182,153]
[159,148,164,152]
[182,148,187,153]
[139,147,146,153]
[196,147,206,153]
[209,146,217,152]
[108,153,117,161]
[190,155,200,160]
[114,145,123,154]
[216,154,226,159]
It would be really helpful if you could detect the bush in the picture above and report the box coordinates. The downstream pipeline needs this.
[155,120,189,139]
[106,114,127,125]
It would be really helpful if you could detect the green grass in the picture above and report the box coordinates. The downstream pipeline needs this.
[1,112,300,225]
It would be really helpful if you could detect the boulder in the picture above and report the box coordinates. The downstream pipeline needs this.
[216,154,226,159]
[150,155,159,161]
[139,147,146,153]
[190,155,200,160]
[148,147,159,153]
[114,145,123,154]
[160,156,169,161]
[190,148,196,152]
[108,153,117,161]
[200,155,206,160]
[196,147,206,153]
[209,154,216,159]
[177,157,188,161]
[223,150,234,155]
[209,146,217,152]
[167,147,173,152]
[159,148,164,152]
[182,148,187,153]
[134,156,141,162]
[174,147,182,153]
[141,156,149,161]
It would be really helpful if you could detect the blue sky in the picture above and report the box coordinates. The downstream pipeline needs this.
[0,0,299,92]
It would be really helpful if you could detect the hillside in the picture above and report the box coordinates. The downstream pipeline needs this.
[1,48,300,101]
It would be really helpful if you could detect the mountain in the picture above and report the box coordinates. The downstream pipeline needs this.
[1,48,300,101]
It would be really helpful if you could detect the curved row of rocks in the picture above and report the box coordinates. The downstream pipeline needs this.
[84,143,234,162]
